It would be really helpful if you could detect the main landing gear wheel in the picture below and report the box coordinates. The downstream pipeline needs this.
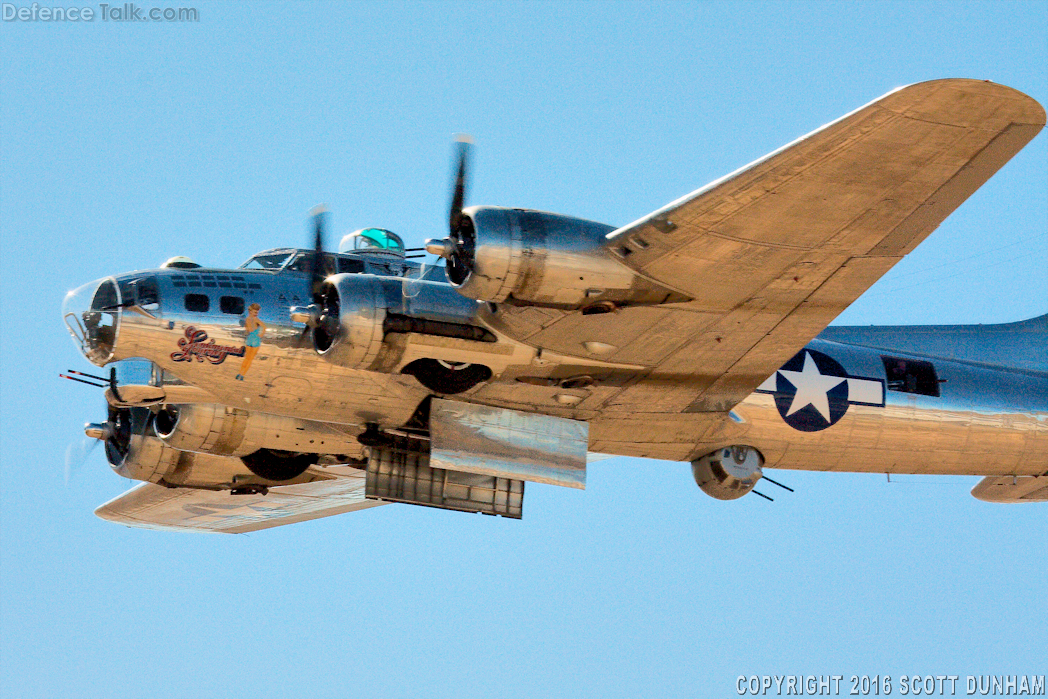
[240,448,317,482]
[402,358,492,395]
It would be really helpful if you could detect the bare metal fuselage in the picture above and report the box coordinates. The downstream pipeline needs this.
[68,258,1048,479]
[61,79,1048,530]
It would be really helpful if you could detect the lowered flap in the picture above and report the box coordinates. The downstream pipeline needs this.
[971,475,1048,503]
[429,398,587,489]
[95,470,382,533]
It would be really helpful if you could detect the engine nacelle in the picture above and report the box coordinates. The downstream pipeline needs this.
[153,403,362,458]
[313,273,386,369]
[100,406,332,487]
[692,446,764,500]
[102,406,181,483]
[445,207,686,309]
[305,272,500,392]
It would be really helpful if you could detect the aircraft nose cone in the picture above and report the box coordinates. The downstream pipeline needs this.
[62,277,122,366]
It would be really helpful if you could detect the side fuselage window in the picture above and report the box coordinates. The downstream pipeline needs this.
[338,258,365,274]
[220,296,245,315]
[184,294,210,313]
[881,356,941,397]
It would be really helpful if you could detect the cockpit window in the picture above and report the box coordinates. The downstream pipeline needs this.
[286,252,338,274]
[240,252,294,270]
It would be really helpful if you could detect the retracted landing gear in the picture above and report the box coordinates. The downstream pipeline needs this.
[400,358,492,395]
[240,448,317,482]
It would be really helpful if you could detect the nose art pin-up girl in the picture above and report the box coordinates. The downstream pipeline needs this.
[236,303,266,380]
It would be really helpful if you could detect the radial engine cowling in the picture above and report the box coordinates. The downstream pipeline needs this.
[96,405,329,487]
[692,446,764,501]
[311,273,386,370]
[99,406,181,483]
[438,207,685,309]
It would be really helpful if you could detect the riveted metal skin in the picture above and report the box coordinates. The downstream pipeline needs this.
[450,207,681,308]
[429,398,588,489]
[61,80,1048,531]
[316,274,386,370]
[710,336,1048,478]
[691,446,764,500]
[113,429,182,483]
[154,403,362,457]
[116,434,325,490]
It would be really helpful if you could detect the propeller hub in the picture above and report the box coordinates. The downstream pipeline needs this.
[425,238,454,257]
[318,312,340,338]
[290,304,319,326]
[84,422,112,441]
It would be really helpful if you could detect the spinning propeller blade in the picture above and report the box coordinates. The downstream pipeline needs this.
[64,436,100,486]
[449,134,472,236]
[308,204,329,303]
[425,135,477,286]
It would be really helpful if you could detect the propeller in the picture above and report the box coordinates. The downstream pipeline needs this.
[64,434,100,485]
[291,205,335,347]
[59,369,118,482]
[308,205,329,304]
[100,405,132,467]
[449,134,471,235]
[297,136,477,347]
[425,135,476,285]
[306,205,344,351]
[64,404,130,483]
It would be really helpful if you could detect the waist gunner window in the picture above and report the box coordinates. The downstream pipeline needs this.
[881,356,941,397]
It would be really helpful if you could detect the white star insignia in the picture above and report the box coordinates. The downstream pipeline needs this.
[776,351,846,421]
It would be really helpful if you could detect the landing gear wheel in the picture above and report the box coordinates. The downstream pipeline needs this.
[240,448,317,482]
[402,358,492,394]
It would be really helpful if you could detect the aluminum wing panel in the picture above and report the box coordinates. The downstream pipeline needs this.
[429,398,587,489]
[487,79,1044,419]
[94,471,383,533]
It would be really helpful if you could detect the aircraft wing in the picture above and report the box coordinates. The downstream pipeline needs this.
[500,79,1045,415]
[94,470,383,533]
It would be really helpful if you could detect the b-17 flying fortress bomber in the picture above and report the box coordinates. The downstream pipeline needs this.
[62,79,1048,532]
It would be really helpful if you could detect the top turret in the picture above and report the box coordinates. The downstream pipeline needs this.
[339,228,405,258]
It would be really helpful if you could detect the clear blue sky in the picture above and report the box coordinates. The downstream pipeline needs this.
[2,2,1045,698]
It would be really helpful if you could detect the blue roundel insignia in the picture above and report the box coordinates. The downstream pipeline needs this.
[755,348,885,432]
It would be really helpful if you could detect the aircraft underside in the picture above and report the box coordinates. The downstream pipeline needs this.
[61,78,1048,531]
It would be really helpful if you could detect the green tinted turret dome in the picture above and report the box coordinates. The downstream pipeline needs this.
[339,228,405,256]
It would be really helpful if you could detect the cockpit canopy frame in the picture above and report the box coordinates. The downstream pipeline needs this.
[339,228,405,257]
